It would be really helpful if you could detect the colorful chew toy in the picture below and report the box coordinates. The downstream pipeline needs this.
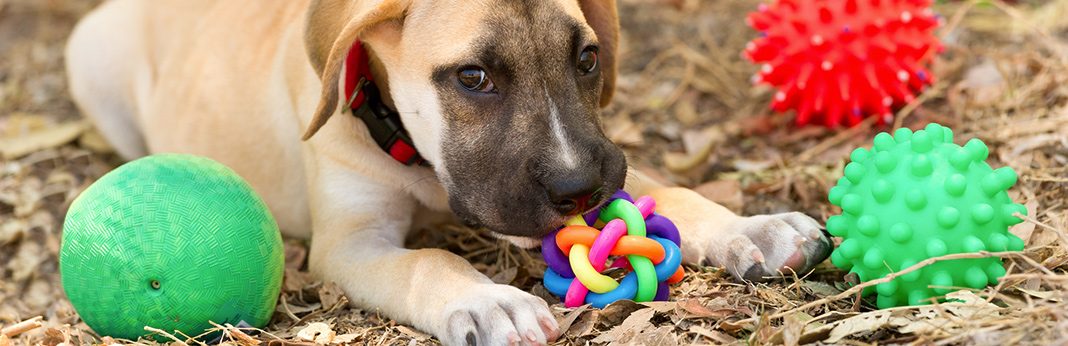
[542,191,684,308]
[744,0,942,127]
[60,154,284,341]
[827,123,1026,308]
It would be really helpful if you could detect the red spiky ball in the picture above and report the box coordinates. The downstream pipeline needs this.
[744,0,943,127]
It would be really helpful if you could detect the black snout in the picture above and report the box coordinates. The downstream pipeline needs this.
[543,170,602,215]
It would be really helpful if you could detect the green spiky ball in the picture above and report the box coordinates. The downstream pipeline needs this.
[60,154,284,341]
[827,123,1026,308]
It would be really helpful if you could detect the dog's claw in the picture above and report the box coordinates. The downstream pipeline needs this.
[441,284,556,346]
[718,212,832,281]
[466,331,477,346]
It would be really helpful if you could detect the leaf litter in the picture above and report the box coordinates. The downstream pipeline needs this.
[3,0,1068,345]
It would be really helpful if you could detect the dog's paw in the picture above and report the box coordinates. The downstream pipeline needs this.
[438,283,558,346]
[712,212,833,281]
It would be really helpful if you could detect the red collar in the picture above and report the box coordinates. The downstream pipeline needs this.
[344,41,426,166]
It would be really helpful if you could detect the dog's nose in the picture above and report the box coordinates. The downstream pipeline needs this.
[545,173,602,215]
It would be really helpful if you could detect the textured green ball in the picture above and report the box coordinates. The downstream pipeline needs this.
[60,154,284,341]
[827,123,1026,308]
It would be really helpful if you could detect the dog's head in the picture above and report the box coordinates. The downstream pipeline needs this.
[303,0,625,242]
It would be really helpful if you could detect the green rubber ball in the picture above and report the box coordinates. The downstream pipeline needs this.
[827,123,1026,309]
[60,154,284,341]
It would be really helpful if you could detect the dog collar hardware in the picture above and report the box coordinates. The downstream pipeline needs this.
[344,41,427,167]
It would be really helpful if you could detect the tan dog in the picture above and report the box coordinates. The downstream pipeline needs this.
[65,0,831,344]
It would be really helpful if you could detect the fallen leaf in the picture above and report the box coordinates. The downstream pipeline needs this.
[781,312,812,346]
[592,307,655,344]
[687,325,736,344]
[826,310,900,343]
[632,326,678,346]
[0,120,88,160]
[0,335,11,346]
[675,299,721,319]
[718,319,751,336]
[1010,200,1040,246]
[318,282,345,309]
[640,301,677,313]
[395,326,430,341]
[801,280,841,298]
[41,328,64,346]
[332,333,359,344]
[296,323,335,344]
[597,300,645,326]
[556,305,590,336]
[283,269,313,293]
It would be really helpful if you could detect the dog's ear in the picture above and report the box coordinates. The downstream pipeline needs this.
[302,0,410,140]
[579,0,619,108]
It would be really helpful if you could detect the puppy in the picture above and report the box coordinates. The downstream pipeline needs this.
[65,0,831,344]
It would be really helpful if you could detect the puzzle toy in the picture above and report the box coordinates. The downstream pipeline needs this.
[542,191,685,308]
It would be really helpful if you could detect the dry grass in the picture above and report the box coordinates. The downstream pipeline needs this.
[2,0,1068,345]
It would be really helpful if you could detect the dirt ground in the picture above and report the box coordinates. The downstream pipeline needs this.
[2,0,1068,345]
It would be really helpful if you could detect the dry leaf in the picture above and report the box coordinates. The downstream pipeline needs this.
[296,323,335,344]
[633,326,678,346]
[283,268,313,293]
[332,333,359,344]
[1010,200,1040,246]
[780,312,811,346]
[556,305,590,336]
[640,301,677,313]
[0,120,88,160]
[593,308,655,344]
[825,310,900,343]
[0,335,11,346]
[687,325,736,344]
[318,282,345,309]
[598,300,646,326]
[395,326,430,341]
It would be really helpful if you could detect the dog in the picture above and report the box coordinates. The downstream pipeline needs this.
[65,0,832,344]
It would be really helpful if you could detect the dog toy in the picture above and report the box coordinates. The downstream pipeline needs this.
[827,123,1026,308]
[60,154,284,341]
[542,191,684,308]
[744,0,942,127]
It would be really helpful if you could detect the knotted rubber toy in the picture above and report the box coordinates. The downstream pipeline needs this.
[542,191,684,308]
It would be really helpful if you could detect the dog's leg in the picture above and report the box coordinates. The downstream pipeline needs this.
[65,0,150,160]
[307,164,557,346]
[627,170,832,281]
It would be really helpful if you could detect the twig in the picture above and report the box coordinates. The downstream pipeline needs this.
[1,316,43,337]
[1015,212,1068,254]
[796,116,876,162]
[143,326,189,346]
[736,251,1025,324]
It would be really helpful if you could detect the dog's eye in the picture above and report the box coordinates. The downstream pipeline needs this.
[577,46,598,75]
[457,67,495,93]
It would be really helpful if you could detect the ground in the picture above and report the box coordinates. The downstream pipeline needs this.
[2,0,1068,345]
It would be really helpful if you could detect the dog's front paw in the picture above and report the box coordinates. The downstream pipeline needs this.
[712,212,833,281]
[438,283,558,346]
